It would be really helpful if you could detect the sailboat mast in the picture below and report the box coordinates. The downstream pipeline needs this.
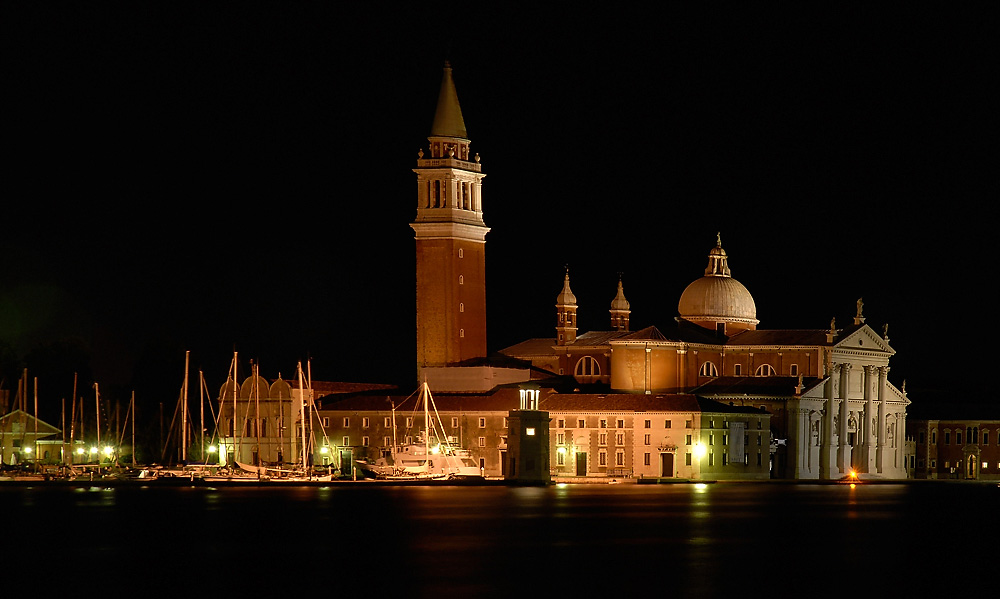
[182,350,190,462]
[94,382,101,459]
[199,370,205,463]
[297,362,306,470]
[232,352,239,465]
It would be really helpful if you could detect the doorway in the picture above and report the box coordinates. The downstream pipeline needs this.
[660,452,674,477]
[575,452,587,476]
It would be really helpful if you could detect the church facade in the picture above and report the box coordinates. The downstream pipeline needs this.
[314,63,909,481]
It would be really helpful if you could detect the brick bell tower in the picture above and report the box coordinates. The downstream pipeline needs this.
[411,62,489,380]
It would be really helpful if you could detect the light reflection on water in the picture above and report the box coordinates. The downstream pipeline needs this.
[4,482,997,597]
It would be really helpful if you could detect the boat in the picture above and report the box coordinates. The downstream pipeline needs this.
[357,382,483,481]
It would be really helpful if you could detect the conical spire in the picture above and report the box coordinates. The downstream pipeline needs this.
[610,275,630,311]
[556,267,577,306]
[430,61,468,140]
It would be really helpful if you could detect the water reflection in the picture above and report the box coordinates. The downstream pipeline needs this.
[4,482,997,596]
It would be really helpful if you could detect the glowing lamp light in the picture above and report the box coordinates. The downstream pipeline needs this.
[103,446,114,457]
[526,427,536,436]
[556,447,567,454]
[430,445,440,454]
[693,442,707,459]
[89,447,98,455]
[320,446,329,454]
[23,447,32,455]
[207,446,217,454]
[76,448,85,455]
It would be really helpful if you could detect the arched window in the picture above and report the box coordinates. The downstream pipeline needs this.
[699,361,718,377]
[574,356,601,383]
[755,364,776,377]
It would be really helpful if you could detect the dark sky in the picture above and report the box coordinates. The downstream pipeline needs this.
[2,5,994,418]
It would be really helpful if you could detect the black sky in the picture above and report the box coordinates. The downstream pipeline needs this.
[2,5,995,420]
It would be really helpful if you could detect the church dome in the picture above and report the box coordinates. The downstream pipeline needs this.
[678,234,758,331]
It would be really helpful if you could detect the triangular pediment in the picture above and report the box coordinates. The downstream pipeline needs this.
[833,324,894,355]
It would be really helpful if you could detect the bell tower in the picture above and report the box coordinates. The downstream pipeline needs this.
[411,62,489,377]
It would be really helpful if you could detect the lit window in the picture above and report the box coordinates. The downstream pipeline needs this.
[526,428,535,436]
[699,361,719,377]
[755,364,776,377]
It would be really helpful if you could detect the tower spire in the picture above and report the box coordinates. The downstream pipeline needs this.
[412,63,489,379]
[610,274,630,332]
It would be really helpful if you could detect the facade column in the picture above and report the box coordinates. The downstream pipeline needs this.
[859,365,875,474]
[876,366,888,473]
[820,366,838,479]
[837,363,852,473]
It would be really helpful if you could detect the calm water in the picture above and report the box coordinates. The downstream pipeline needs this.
[5,480,997,597]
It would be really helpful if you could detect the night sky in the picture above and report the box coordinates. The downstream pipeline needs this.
[2,5,993,423]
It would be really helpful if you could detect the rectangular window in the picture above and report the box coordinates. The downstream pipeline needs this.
[478,437,486,447]
[616,451,624,466]
[616,433,624,445]
[383,436,391,446]
[945,431,950,444]
[984,431,990,446]
[599,433,607,446]
[451,417,459,428]
[932,430,937,444]
[644,434,650,446]
[616,419,624,429]
[685,453,692,466]
[685,434,692,445]
[557,433,565,444]
[343,436,350,446]
[362,436,369,447]
[558,419,565,428]
[757,452,762,466]
[343,417,350,428]
[790,363,799,376]
[644,419,651,429]
[665,420,671,429]
[919,431,925,444]
[384,417,391,427]
[578,419,586,429]
[479,417,486,428]
[503,417,508,429]
[599,451,607,466]
[600,419,608,428]
[644,453,650,466]
[322,417,330,427]
[734,363,742,376]
[685,420,693,429]
[362,417,370,429]
[709,433,714,446]
[708,453,714,466]
[406,417,413,428]
[556,452,565,466]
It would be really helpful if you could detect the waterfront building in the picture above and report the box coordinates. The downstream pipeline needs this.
[908,404,1000,480]
[315,62,907,481]
[0,409,62,466]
